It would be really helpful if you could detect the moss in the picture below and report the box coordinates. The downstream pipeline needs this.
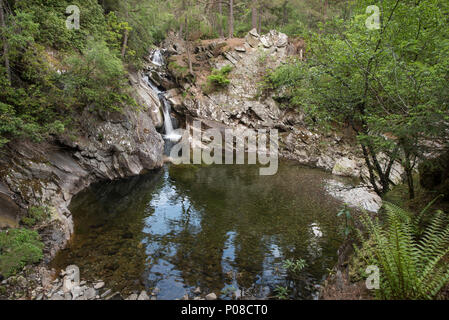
[0,229,44,277]
[20,206,50,228]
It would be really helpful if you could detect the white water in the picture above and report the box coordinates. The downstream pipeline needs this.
[160,95,181,142]
[144,75,161,94]
[152,49,164,66]
[143,64,181,143]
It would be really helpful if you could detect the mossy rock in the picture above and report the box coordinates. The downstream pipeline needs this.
[0,229,44,277]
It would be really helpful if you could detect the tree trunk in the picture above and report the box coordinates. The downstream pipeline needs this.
[121,29,129,58]
[251,1,258,30]
[218,0,224,38]
[406,167,415,200]
[184,16,193,75]
[403,145,416,200]
[323,0,328,21]
[186,45,193,75]
[228,0,234,38]
[0,0,11,83]
[179,22,183,38]
[282,0,288,25]
[121,4,129,59]
[179,0,187,39]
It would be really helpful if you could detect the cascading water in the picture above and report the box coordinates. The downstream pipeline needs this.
[160,95,179,142]
[145,50,181,146]
[151,49,164,67]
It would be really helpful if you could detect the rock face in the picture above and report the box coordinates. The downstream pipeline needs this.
[176,31,288,128]
[129,71,164,129]
[162,30,361,174]
[0,182,20,228]
[0,95,165,258]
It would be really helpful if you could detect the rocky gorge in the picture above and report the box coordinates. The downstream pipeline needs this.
[0,29,405,300]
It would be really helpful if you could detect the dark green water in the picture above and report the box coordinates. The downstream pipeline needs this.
[52,161,352,300]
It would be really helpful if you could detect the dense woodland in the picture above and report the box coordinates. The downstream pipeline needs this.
[1,0,449,300]
[0,0,350,148]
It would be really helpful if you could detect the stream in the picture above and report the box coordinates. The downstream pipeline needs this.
[51,161,355,300]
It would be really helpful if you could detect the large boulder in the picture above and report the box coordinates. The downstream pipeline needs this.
[245,28,260,48]
[332,157,360,178]
[129,71,164,129]
[165,88,184,113]
[325,180,382,213]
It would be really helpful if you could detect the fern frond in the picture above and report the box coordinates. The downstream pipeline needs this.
[355,202,449,300]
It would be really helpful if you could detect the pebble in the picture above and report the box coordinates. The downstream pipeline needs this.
[137,291,150,300]
[205,293,217,300]
[84,288,96,300]
[50,294,64,300]
[100,289,112,298]
[16,276,27,288]
[152,287,160,295]
[71,286,82,298]
[126,293,138,300]
[105,292,122,300]
[94,281,105,290]
[193,287,201,294]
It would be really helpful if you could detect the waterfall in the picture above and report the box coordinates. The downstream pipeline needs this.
[152,49,164,66]
[143,72,181,143]
[160,94,181,142]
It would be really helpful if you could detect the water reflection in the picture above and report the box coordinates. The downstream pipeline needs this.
[52,161,350,299]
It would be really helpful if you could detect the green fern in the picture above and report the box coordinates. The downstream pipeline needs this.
[358,202,449,300]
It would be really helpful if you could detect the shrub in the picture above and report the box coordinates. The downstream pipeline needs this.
[355,202,449,299]
[0,229,44,277]
[62,39,134,112]
[204,65,233,93]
